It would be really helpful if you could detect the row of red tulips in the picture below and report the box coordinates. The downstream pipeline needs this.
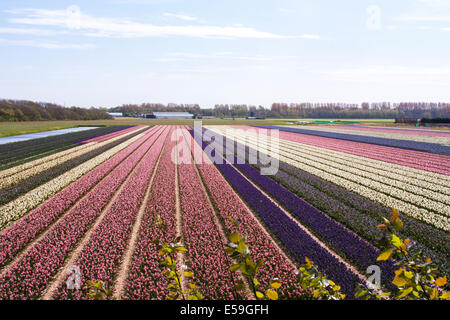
[0,127,165,299]
[124,127,178,299]
[186,131,304,299]
[54,127,170,299]
[81,126,144,144]
[333,125,450,138]
[0,126,159,270]
[177,129,237,299]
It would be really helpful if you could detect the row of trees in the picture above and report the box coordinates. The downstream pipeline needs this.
[271,102,450,119]
[111,102,450,119]
[1,100,448,122]
[109,103,270,119]
[0,100,113,122]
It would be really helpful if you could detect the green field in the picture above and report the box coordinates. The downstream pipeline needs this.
[0,118,398,137]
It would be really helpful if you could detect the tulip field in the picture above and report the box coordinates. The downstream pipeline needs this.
[0,123,448,300]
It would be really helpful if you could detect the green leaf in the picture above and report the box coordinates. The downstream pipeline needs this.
[404,271,414,279]
[391,234,402,248]
[240,263,248,275]
[266,289,278,300]
[229,232,240,244]
[392,274,408,287]
[224,247,235,254]
[229,217,238,226]
[175,247,188,253]
[253,278,260,287]
[355,289,367,298]
[237,241,247,254]
[271,282,282,289]
[391,208,399,222]
[230,263,241,272]
[397,287,413,299]
[440,292,450,300]
[377,249,393,261]
[393,218,403,232]
[256,260,264,269]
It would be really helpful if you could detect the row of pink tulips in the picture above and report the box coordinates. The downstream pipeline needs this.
[0,126,165,299]
[0,126,159,269]
[81,125,144,144]
[232,126,450,175]
[333,125,450,138]
[177,129,237,299]
[54,127,170,299]
[124,127,178,299]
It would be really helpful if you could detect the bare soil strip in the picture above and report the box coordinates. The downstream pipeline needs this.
[40,127,164,300]
[0,128,157,277]
[112,129,169,299]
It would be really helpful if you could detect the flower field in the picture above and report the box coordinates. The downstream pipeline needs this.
[0,124,448,300]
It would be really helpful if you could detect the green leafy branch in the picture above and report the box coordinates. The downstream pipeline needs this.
[153,214,203,300]
[225,217,281,300]
[356,208,449,300]
[297,257,346,300]
[84,280,114,300]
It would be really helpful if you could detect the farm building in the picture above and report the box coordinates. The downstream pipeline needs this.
[108,112,124,117]
[143,112,194,119]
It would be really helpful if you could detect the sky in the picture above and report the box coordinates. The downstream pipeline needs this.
[0,0,450,108]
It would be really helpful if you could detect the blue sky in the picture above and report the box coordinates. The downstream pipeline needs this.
[0,0,449,108]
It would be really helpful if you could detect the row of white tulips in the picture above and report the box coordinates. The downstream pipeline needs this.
[0,128,142,189]
[231,133,450,215]
[209,127,449,231]
[1,143,94,179]
[275,136,450,193]
[281,143,450,206]
[208,126,450,186]
[209,126,450,192]
[284,125,450,146]
[0,132,145,231]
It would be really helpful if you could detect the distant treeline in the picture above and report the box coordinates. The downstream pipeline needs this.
[0,100,113,122]
[270,102,450,119]
[2,100,449,122]
[111,102,450,119]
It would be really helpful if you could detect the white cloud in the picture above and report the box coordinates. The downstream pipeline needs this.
[0,38,95,49]
[163,12,200,22]
[6,8,319,40]
[0,27,69,36]
[161,52,308,62]
[396,14,450,21]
